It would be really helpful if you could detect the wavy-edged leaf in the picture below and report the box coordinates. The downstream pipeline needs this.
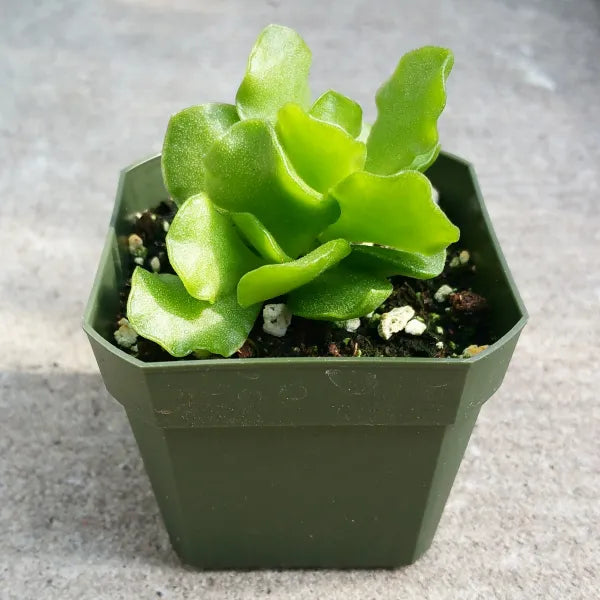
[166,194,261,303]
[237,239,351,307]
[236,24,311,122]
[231,212,291,264]
[348,246,446,279]
[309,90,363,137]
[276,103,366,194]
[287,266,392,320]
[320,171,459,255]
[161,103,239,205]
[204,119,339,258]
[127,269,260,357]
[366,47,454,174]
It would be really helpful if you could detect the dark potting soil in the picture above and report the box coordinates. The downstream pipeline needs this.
[115,200,494,362]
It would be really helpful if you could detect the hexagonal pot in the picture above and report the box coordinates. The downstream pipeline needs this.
[83,152,527,569]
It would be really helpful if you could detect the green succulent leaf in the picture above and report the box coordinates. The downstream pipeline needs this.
[366,47,454,174]
[309,90,363,137]
[320,170,459,255]
[236,24,312,122]
[276,103,366,194]
[127,268,260,358]
[237,239,351,307]
[287,266,392,320]
[204,119,339,258]
[348,246,446,279]
[166,194,261,303]
[161,103,239,205]
[231,212,291,264]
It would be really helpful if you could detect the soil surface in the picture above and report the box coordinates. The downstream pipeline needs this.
[115,200,493,361]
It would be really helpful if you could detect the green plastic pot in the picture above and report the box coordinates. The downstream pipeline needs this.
[83,152,527,569]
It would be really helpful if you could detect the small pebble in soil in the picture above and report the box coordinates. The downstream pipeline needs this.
[378,305,415,340]
[405,318,427,336]
[236,341,256,358]
[262,303,292,337]
[128,233,146,258]
[462,344,489,358]
[328,342,342,357]
[114,317,138,349]
[449,290,487,313]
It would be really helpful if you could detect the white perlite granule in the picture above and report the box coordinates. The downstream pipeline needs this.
[262,303,292,337]
[377,306,415,340]
[405,319,427,336]
[114,317,138,349]
[434,284,454,303]
[149,256,161,272]
[128,233,146,257]
[341,318,361,333]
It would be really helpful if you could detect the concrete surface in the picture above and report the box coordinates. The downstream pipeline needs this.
[1,0,599,598]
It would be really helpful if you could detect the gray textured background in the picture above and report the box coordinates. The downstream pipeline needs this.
[1,0,599,598]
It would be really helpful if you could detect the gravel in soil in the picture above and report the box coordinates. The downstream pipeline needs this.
[115,200,493,362]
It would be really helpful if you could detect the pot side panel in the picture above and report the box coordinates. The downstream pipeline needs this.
[128,421,469,568]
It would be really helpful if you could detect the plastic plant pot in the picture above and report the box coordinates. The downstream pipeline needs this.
[83,152,527,569]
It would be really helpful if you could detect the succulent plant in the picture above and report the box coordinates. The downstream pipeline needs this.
[127,25,458,357]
